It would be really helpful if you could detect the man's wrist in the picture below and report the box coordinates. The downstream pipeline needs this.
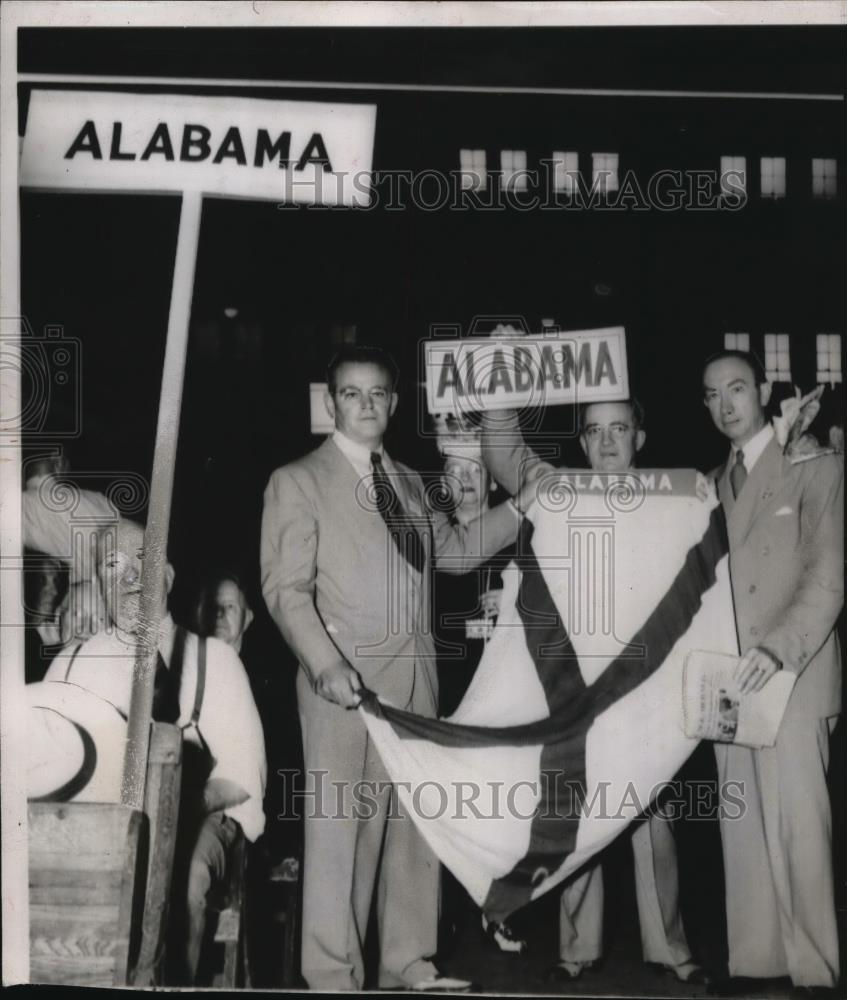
[314,658,346,684]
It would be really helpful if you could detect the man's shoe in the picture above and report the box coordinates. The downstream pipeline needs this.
[546,960,599,982]
[481,914,527,955]
[649,961,711,986]
[410,973,474,992]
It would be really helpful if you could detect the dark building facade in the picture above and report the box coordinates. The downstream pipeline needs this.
[18,26,846,587]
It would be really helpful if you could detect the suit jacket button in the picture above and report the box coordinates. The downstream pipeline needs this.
[750,627,759,637]
[748,584,757,594]
[761,547,770,556]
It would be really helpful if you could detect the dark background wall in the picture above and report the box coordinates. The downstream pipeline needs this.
[18,25,846,615]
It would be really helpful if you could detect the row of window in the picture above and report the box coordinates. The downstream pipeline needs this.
[724,332,842,384]
[459,149,839,199]
[720,156,836,199]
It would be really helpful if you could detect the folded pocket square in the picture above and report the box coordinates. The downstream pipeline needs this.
[774,506,793,516]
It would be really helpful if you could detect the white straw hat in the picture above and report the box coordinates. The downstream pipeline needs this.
[27,681,127,803]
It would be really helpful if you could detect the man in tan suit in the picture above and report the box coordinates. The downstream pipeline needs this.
[261,346,521,991]
[703,350,843,990]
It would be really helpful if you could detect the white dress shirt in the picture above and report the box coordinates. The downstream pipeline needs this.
[332,428,395,478]
[730,422,774,476]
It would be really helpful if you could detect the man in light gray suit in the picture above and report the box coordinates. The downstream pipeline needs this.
[260,345,521,991]
[703,350,843,990]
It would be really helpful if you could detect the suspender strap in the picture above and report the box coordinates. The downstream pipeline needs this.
[167,626,206,734]
[182,633,211,765]
[170,625,187,690]
[191,636,206,727]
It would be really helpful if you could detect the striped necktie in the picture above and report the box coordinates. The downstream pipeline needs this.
[730,449,747,500]
[370,452,426,573]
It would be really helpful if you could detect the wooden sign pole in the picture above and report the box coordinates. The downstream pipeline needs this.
[120,191,202,810]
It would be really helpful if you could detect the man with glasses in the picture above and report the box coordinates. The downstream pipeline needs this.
[261,345,525,992]
[482,397,708,985]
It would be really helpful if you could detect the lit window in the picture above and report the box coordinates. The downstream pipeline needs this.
[760,157,786,199]
[552,151,579,195]
[812,158,837,198]
[764,333,792,383]
[816,333,842,383]
[724,332,750,352]
[460,148,487,191]
[591,152,619,194]
[501,149,528,191]
[720,155,747,200]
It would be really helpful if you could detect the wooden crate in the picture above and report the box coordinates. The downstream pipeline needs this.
[29,802,144,986]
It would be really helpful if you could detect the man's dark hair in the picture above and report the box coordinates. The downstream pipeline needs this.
[578,396,645,434]
[326,345,399,394]
[207,569,248,600]
[702,349,768,387]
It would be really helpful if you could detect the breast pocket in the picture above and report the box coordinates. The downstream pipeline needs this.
[755,503,801,561]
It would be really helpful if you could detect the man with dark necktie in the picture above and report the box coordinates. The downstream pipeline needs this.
[260,345,523,991]
[703,350,843,991]
[482,394,708,985]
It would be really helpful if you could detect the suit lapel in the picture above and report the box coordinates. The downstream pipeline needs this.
[725,437,787,547]
[317,438,380,530]
[320,436,364,486]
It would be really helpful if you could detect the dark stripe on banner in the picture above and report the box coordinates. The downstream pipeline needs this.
[482,504,730,920]
[360,507,729,921]
[513,518,586,713]
[483,514,591,920]
[361,505,729,750]
[584,503,730,719]
[483,729,591,922]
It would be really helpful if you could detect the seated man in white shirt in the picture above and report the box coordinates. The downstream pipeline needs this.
[44,517,266,984]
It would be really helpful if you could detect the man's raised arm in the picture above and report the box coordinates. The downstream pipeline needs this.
[480,408,555,496]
